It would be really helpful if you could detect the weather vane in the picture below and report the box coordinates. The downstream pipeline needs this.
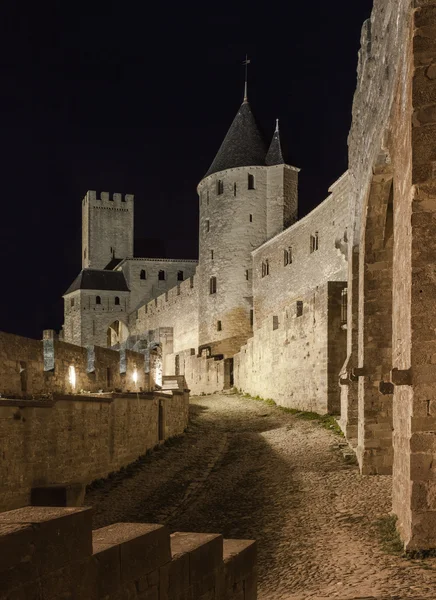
[242,54,250,102]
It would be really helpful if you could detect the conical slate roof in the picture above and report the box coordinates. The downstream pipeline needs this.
[266,120,285,166]
[204,101,267,178]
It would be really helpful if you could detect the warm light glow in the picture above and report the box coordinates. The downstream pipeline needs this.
[68,365,76,390]
[132,368,138,385]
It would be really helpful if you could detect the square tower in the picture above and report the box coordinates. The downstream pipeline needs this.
[82,191,134,270]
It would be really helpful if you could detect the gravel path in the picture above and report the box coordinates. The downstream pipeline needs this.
[86,392,436,599]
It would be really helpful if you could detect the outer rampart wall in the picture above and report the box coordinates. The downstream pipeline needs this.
[135,275,199,354]
[167,349,226,395]
[252,173,349,330]
[0,389,189,512]
[0,330,148,397]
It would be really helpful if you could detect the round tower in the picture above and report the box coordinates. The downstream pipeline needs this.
[197,95,299,358]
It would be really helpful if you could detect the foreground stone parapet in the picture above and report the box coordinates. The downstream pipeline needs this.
[0,506,257,599]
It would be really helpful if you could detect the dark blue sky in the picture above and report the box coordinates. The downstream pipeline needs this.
[0,0,373,338]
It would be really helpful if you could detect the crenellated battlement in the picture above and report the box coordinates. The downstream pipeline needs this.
[0,507,257,599]
[83,190,134,205]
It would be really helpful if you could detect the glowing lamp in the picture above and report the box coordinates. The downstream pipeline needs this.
[68,365,76,390]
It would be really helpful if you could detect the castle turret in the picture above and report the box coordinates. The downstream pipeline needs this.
[82,191,134,270]
[266,120,299,239]
[197,95,300,358]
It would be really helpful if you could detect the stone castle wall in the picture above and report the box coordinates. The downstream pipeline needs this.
[0,506,257,599]
[135,274,200,354]
[0,330,147,397]
[234,175,349,414]
[197,167,270,356]
[118,257,197,313]
[0,330,189,512]
[63,289,130,347]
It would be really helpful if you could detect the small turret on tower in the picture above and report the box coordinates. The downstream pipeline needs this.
[266,119,299,239]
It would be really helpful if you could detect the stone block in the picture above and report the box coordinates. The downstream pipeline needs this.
[93,523,171,584]
[222,539,257,586]
[40,556,97,600]
[170,532,223,593]
[92,539,121,598]
[159,548,190,600]
[0,507,93,578]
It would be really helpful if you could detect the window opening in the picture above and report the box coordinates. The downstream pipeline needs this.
[177,270,184,281]
[209,276,217,294]
[206,219,210,232]
[248,174,255,190]
[233,183,237,196]
[261,260,269,278]
[115,296,120,305]
[296,301,303,317]
[217,320,222,331]
[310,232,319,253]
[217,180,224,195]
[249,214,253,222]
[273,316,279,330]
[341,288,348,326]
[284,247,293,266]
[96,296,101,305]
[140,269,146,280]
[158,270,166,281]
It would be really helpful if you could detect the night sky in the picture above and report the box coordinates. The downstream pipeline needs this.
[1,0,373,339]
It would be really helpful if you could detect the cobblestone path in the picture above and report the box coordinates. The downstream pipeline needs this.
[86,393,436,600]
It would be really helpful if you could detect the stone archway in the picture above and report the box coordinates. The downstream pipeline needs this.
[106,320,129,348]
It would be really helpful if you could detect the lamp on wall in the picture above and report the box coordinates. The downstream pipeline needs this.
[68,365,76,391]
[132,367,138,385]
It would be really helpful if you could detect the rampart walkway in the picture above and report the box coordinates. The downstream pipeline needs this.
[86,393,436,599]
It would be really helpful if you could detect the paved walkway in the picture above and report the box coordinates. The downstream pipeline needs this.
[86,393,436,599]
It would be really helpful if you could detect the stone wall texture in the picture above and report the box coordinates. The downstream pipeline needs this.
[234,175,349,414]
[82,191,134,270]
[135,275,200,354]
[0,390,189,512]
[342,0,436,550]
[0,330,148,397]
[0,330,189,511]
[0,506,257,599]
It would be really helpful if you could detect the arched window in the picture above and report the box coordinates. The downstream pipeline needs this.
[158,270,166,281]
[248,174,255,190]
[217,180,224,195]
[96,296,101,305]
[209,276,217,294]
[177,270,184,281]
[115,296,120,305]
[140,269,146,280]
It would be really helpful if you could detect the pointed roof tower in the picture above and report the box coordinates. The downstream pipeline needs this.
[204,101,267,178]
[204,58,267,178]
[266,119,285,166]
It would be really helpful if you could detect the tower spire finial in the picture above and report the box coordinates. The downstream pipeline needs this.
[242,54,251,103]
[275,118,279,132]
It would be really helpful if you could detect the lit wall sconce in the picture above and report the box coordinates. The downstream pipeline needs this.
[132,367,138,385]
[68,365,76,391]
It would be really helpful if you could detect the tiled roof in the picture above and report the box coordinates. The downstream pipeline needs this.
[64,269,130,295]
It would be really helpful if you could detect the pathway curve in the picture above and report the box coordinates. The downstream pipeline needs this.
[86,393,436,600]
